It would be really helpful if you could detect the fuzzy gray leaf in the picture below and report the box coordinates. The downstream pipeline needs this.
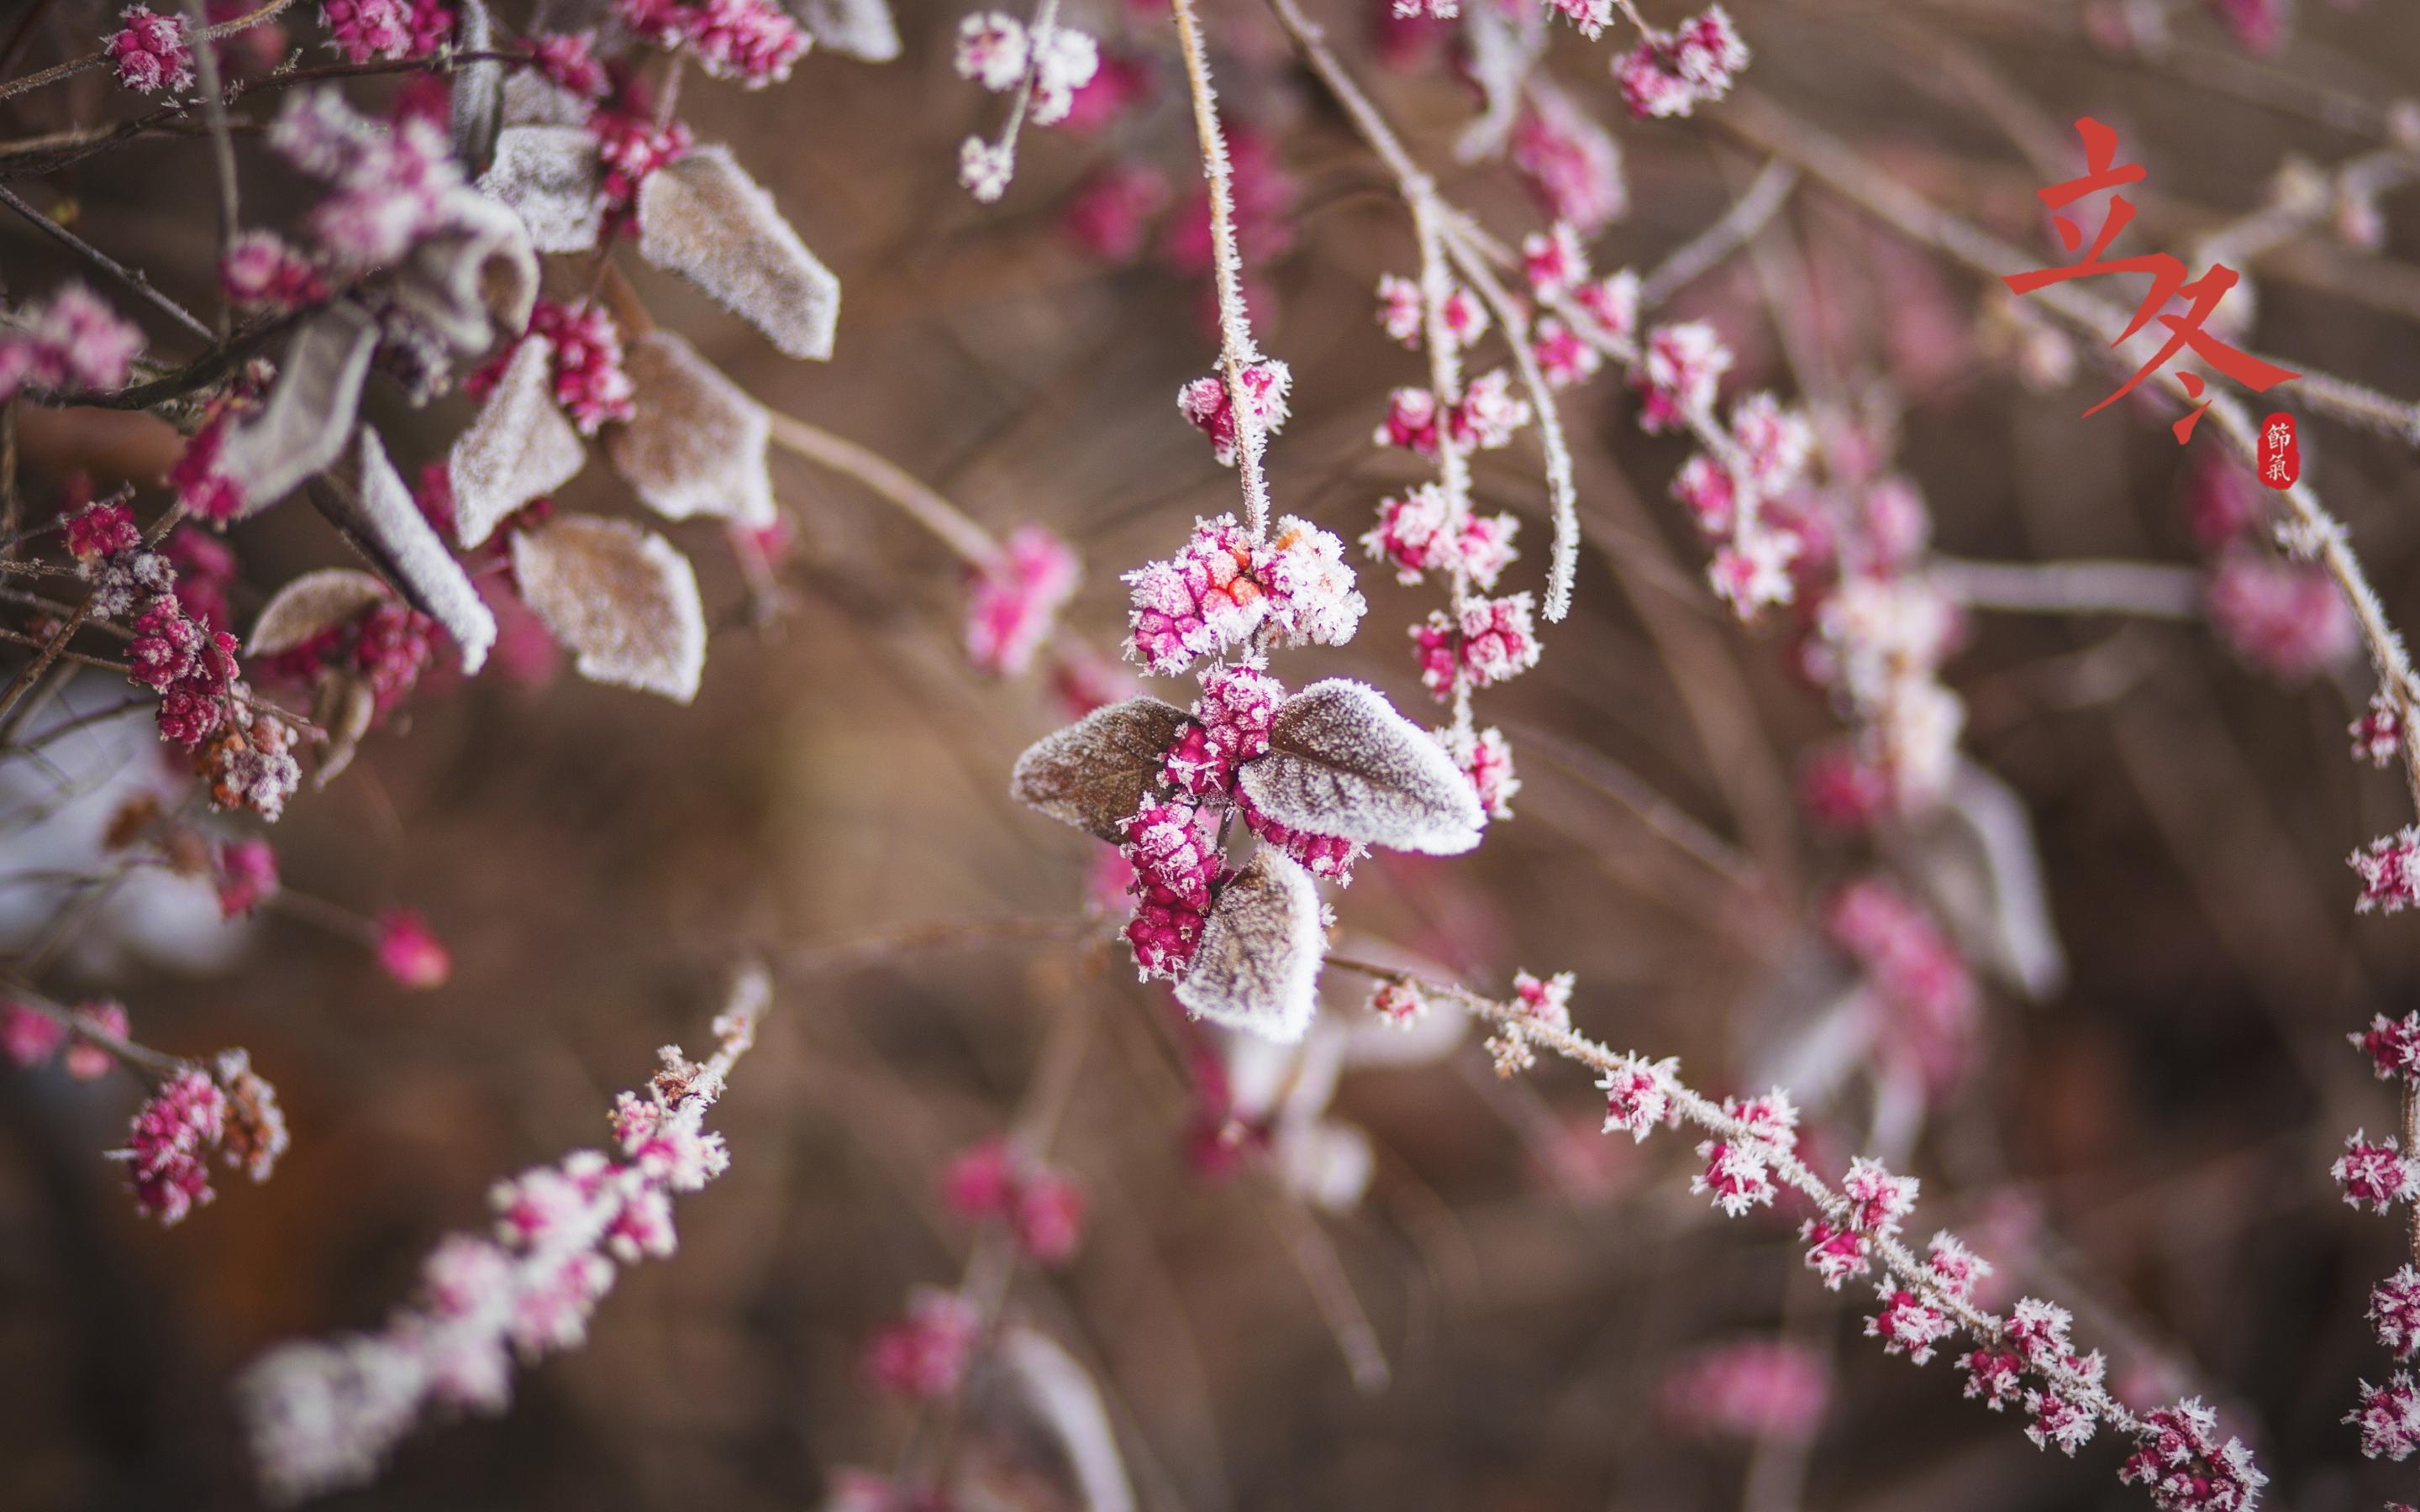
[788,0,900,60]
[390,193,538,360]
[604,331,776,528]
[1238,679,1483,854]
[308,429,496,674]
[478,124,604,254]
[500,70,592,128]
[636,146,839,360]
[509,515,707,702]
[1008,697,1189,843]
[247,569,392,658]
[449,335,587,549]
[449,0,503,172]
[1176,850,1324,1044]
[216,304,380,517]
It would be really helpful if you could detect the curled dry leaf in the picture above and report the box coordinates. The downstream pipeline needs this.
[449,335,587,549]
[310,674,378,788]
[604,331,777,528]
[788,0,900,61]
[1009,697,1190,844]
[308,428,496,674]
[957,1328,1136,1512]
[1237,679,1484,854]
[478,124,605,254]
[636,146,840,361]
[1176,848,1326,1043]
[390,193,539,360]
[449,0,503,173]
[247,569,392,658]
[509,515,708,703]
[215,304,381,518]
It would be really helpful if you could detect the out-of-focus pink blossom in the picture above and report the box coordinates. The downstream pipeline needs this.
[1,1003,66,1067]
[215,838,281,918]
[1062,163,1171,262]
[1661,1339,1830,1440]
[375,909,451,989]
[0,284,144,401]
[66,1002,129,1080]
[618,0,808,85]
[1634,322,1732,433]
[965,526,1081,677]
[1512,93,1628,234]
[863,1289,981,1399]
[2207,549,2355,682]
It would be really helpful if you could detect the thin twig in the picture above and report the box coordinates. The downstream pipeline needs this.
[0,181,213,344]
[1931,557,2206,621]
[1641,160,1802,307]
[0,0,301,102]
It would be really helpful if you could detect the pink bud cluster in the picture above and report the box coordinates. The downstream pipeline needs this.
[115,1068,227,1225]
[1660,1339,1829,1441]
[219,231,329,314]
[2118,1399,2268,1509]
[1511,89,1628,234]
[2352,690,2403,769]
[108,4,195,93]
[616,0,808,86]
[318,0,455,64]
[965,526,1081,676]
[1824,879,1979,1092]
[1376,370,1534,456]
[468,300,636,434]
[1690,1089,1797,1216]
[0,283,144,402]
[1179,360,1292,467]
[863,1287,981,1398]
[262,597,439,721]
[269,89,466,270]
[2350,827,2420,914]
[592,108,694,213]
[2,999,127,1079]
[1376,274,1487,349]
[1615,6,1749,120]
[1412,594,1541,698]
[241,1000,758,1502]
[1800,1157,1918,1289]
[941,1137,1087,1264]
[1362,485,1518,590]
[951,9,1097,123]
[1120,798,1223,978]
[1123,513,1365,674]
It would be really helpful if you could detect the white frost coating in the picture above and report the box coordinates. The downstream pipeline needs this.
[636,145,840,361]
[1176,849,1325,1043]
[476,125,605,254]
[327,429,496,674]
[790,0,900,60]
[1236,678,1484,854]
[604,331,777,528]
[218,304,381,518]
[449,336,587,549]
[247,569,392,658]
[509,516,708,703]
[499,71,590,129]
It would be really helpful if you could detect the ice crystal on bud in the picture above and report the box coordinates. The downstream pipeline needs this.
[110,5,194,94]
[1532,318,1602,391]
[2372,1267,2420,1360]
[1455,370,1533,449]
[958,137,1013,203]
[2334,1131,2417,1211]
[1126,515,1266,672]
[1413,594,1542,698]
[2354,1013,2420,1084]
[1026,26,1099,127]
[2353,691,2404,769]
[1617,7,1750,120]
[2119,1399,2266,1509]
[1840,1157,1918,1237]
[1374,274,1486,348]
[1801,1221,1870,1289]
[1370,979,1428,1026]
[1177,360,1292,467]
[1523,224,1591,301]
[1729,392,1813,497]
[2351,827,2420,914]
[2025,1389,2098,1456]
[1634,322,1731,432]
[1866,1286,1955,1364]
[1362,485,1519,590]
[2349,1374,2420,1461]
[1511,969,1574,1031]
[952,11,1028,90]
[1165,665,1283,798]
[1924,1231,1991,1299]
[1120,800,1221,978]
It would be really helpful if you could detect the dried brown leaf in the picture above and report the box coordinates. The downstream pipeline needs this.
[478,124,604,254]
[449,335,587,549]
[308,428,496,674]
[1237,679,1483,854]
[636,146,840,360]
[1176,849,1325,1043]
[509,515,708,702]
[604,331,776,528]
[215,304,380,517]
[247,568,391,658]
[1009,697,1189,843]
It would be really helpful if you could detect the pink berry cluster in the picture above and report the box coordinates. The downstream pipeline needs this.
[262,599,440,722]
[318,0,455,64]
[108,4,194,94]
[2,999,128,1079]
[241,997,758,1502]
[215,837,281,917]
[109,1049,289,1226]
[1824,879,1980,1095]
[614,0,808,87]
[2331,1011,2420,1462]
[468,299,637,434]
[862,1289,982,1399]
[1510,87,1628,234]
[1179,359,1292,466]
[592,107,695,215]
[2117,1399,2269,1509]
[268,87,468,272]
[1123,512,1365,674]
[942,1137,1087,1263]
[1613,6,1749,120]
[965,526,1081,676]
[0,283,144,402]
[218,231,330,314]
[951,7,1102,201]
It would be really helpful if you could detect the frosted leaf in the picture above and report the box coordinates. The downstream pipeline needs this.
[450,0,503,172]
[448,335,587,549]
[308,428,496,674]
[390,192,539,359]
[636,145,839,360]
[1236,679,1484,854]
[509,516,707,702]
[500,71,590,129]
[248,569,392,657]
[1008,696,1189,844]
[477,125,604,254]
[1177,849,1324,1043]
[216,304,381,517]
[789,0,900,60]
[962,1329,1136,1512]
[1916,759,2069,1001]
[603,331,776,528]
